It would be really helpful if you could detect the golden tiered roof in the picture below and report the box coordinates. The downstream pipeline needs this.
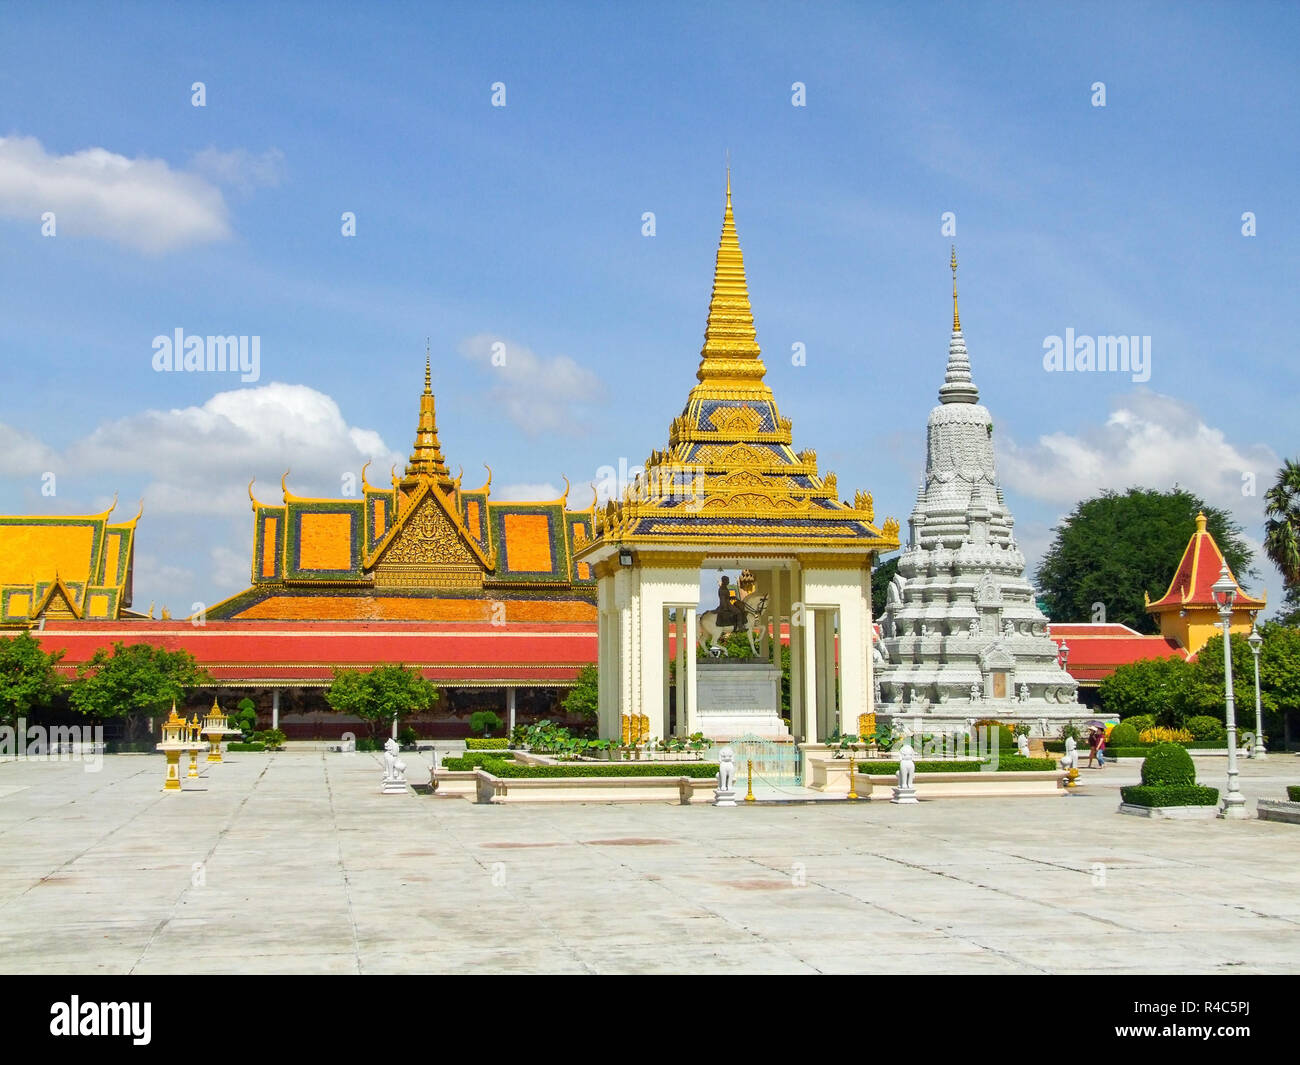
[583,177,899,556]
[0,500,140,625]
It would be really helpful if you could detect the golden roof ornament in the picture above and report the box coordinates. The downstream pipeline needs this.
[694,171,768,389]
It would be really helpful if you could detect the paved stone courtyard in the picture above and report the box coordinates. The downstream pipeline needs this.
[1,749,1297,974]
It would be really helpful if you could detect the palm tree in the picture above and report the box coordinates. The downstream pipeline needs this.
[1264,458,1300,587]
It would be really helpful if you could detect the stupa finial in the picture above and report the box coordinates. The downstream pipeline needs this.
[938,247,979,405]
[951,245,961,332]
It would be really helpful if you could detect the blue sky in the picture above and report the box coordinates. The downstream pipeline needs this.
[1,1,1296,617]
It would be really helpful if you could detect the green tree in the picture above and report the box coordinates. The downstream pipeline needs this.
[1036,488,1253,633]
[562,665,598,722]
[1185,632,1266,733]
[1264,458,1300,594]
[324,665,437,739]
[1258,622,1300,741]
[1097,655,1193,725]
[68,642,209,740]
[871,554,899,619]
[0,631,66,727]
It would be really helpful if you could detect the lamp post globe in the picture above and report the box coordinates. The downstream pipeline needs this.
[1248,625,1266,760]
[1211,564,1247,819]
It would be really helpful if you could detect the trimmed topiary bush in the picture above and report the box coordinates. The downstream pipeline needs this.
[1185,715,1225,742]
[972,718,1015,752]
[1120,785,1219,807]
[465,737,510,750]
[1108,722,1140,749]
[1140,742,1196,786]
[1287,786,1300,803]
[1121,714,1156,734]
[469,710,502,737]
[227,741,266,752]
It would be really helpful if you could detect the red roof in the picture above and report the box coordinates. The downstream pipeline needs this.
[34,619,597,688]
[1146,512,1265,612]
[1048,623,1190,683]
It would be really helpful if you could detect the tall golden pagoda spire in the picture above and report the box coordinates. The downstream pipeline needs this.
[950,244,961,333]
[405,344,453,489]
[695,172,767,388]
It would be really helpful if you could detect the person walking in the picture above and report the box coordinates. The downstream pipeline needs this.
[1096,727,1106,769]
[1085,727,1100,768]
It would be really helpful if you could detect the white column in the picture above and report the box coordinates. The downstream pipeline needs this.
[639,582,667,740]
[803,606,819,743]
[864,570,877,723]
[661,606,671,736]
[272,688,280,731]
[507,687,517,733]
[816,611,834,740]
[684,606,698,737]
[681,608,691,733]
[838,583,868,738]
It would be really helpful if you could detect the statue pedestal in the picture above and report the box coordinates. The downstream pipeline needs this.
[696,660,786,739]
[713,787,737,807]
[381,777,409,794]
[891,785,918,804]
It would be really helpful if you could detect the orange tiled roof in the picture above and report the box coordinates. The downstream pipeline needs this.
[1146,512,1265,612]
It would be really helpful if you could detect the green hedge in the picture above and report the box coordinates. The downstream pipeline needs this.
[441,752,518,770]
[1287,786,1300,803]
[857,756,1058,775]
[465,737,511,750]
[228,742,266,752]
[1120,785,1220,807]
[477,760,719,779]
[1108,723,1139,749]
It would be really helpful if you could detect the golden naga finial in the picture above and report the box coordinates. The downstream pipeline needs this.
[950,244,961,332]
[280,469,291,501]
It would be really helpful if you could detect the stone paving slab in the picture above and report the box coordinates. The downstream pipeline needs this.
[1,749,1297,974]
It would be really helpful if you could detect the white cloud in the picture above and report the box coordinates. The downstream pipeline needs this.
[190,146,286,194]
[1000,390,1282,608]
[999,391,1276,508]
[459,333,604,436]
[0,422,58,476]
[0,135,231,253]
[16,382,405,515]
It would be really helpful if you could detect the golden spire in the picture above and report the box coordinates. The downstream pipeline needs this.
[405,351,453,488]
[950,245,961,332]
[695,172,767,387]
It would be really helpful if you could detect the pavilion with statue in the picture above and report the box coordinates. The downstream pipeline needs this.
[574,177,899,744]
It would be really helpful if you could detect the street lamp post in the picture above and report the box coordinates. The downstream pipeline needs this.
[1248,625,1266,760]
[1211,564,1247,819]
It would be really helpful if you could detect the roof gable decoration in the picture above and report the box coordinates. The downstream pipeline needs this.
[31,574,83,620]
[366,482,493,588]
